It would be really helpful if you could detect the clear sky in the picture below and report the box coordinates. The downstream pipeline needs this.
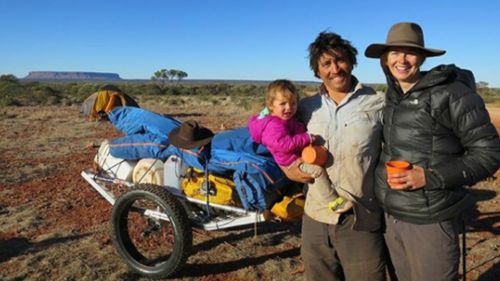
[1,0,499,87]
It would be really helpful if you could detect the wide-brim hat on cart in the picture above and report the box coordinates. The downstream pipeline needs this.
[169,120,214,149]
[365,22,446,58]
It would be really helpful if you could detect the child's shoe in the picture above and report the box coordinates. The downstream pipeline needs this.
[328,197,353,213]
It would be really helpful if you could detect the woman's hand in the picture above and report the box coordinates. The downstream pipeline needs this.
[387,165,426,190]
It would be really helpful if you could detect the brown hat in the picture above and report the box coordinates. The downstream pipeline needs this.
[169,120,214,149]
[365,22,446,58]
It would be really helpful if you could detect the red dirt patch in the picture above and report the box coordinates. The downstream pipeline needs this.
[0,104,498,280]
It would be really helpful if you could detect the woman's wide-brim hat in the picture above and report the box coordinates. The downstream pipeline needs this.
[365,22,446,58]
[169,120,214,149]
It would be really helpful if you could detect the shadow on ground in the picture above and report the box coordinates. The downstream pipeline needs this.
[169,112,205,118]
[466,188,499,235]
[478,261,500,281]
[0,233,90,262]
[177,221,301,278]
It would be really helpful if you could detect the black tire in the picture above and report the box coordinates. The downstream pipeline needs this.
[111,184,192,279]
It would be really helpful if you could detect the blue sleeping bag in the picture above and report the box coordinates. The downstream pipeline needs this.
[108,107,179,159]
[107,107,290,210]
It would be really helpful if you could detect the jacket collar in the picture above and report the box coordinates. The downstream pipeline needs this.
[386,64,456,102]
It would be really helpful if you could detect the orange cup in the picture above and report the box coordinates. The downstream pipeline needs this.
[385,160,411,188]
[302,145,328,166]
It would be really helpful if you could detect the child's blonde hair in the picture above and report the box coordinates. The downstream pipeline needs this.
[266,79,299,108]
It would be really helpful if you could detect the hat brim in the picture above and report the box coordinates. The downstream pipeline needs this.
[364,43,446,58]
[168,126,214,149]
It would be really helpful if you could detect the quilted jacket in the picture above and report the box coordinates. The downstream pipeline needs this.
[375,64,500,224]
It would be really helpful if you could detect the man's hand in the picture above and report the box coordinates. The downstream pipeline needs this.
[310,134,324,145]
[280,158,314,183]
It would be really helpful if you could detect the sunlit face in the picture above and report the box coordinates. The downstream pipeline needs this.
[269,91,297,121]
[385,47,424,84]
[317,49,353,93]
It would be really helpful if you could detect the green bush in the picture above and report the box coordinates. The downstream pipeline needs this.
[0,96,21,106]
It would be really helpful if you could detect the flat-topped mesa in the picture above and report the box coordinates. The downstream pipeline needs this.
[24,71,122,80]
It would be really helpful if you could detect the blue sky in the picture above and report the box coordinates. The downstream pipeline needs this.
[1,0,499,87]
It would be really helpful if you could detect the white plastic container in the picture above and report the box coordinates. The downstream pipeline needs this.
[94,139,137,181]
[133,158,164,186]
[163,155,188,190]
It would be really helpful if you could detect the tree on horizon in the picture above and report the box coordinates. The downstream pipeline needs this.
[0,74,18,83]
[152,69,188,88]
[151,69,169,89]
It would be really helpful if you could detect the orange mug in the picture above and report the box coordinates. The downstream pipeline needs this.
[385,160,411,188]
[302,145,328,166]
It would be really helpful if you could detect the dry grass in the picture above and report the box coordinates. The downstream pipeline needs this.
[0,100,498,280]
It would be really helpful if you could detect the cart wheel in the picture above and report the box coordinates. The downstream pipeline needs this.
[111,183,192,279]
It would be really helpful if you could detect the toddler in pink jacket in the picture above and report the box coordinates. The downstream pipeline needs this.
[248,79,351,213]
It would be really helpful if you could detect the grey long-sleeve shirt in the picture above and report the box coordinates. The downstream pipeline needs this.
[298,80,385,231]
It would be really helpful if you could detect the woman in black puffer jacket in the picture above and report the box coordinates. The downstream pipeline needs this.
[365,22,500,281]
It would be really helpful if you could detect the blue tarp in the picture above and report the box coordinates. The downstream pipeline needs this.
[106,107,290,210]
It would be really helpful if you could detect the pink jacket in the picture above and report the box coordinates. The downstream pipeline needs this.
[248,115,311,166]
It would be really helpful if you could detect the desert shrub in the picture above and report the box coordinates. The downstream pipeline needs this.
[198,94,211,103]
[188,83,234,96]
[29,85,61,105]
[190,85,209,96]
[0,96,21,106]
[139,84,163,95]
[115,83,137,95]
[75,83,100,98]
[163,86,184,96]
[236,99,251,110]
[0,80,37,106]
[218,96,228,104]
[235,95,264,111]
[375,84,387,92]
[0,81,25,96]
[24,81,41,87]
[165,98,185,106]
[0,74,18,83]
[59,97,73,106]
[50,83,86,103]
[0,81,61,106]
[206,83,231,95]
[235,84,258,95]
[231,84,266,99]
[478,88,500,104]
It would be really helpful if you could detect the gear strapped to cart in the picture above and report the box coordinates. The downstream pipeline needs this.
[81,107,304,279]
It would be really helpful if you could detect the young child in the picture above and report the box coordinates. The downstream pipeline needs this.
[248,79,351,213]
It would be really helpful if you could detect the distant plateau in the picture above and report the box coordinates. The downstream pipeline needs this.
[23,71,121,80]
[20,71,323,86]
